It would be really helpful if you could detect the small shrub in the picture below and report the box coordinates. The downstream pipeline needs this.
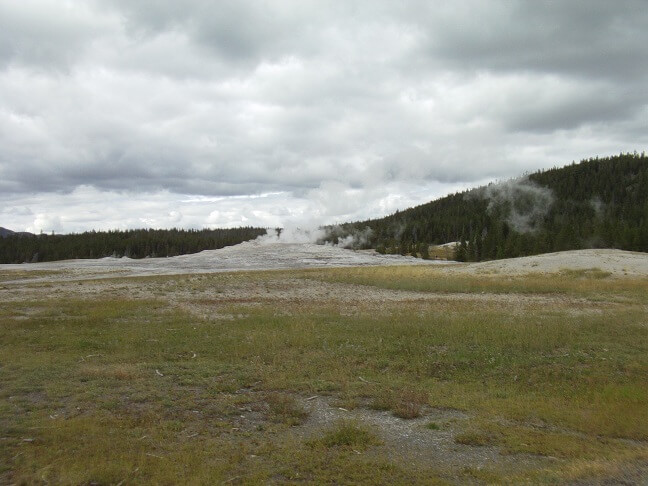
[425,422,440,430]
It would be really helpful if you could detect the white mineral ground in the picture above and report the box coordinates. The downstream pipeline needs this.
[0,241,448,281]
[1,240,647,280]
[449,248,648,278]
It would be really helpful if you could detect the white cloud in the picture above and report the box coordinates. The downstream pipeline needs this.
[0,1,647,233]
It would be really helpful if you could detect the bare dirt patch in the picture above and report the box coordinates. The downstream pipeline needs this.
[298,396,545,471]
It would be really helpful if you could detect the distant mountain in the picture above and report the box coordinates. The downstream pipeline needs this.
[324,152,648,261]
[0,227,33,238]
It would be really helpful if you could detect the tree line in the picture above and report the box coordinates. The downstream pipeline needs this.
[0,227,267,264]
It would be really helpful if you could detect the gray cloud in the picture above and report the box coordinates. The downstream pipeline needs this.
[0,1,113,71]
[423,1,648,80]
[0,1,646,233]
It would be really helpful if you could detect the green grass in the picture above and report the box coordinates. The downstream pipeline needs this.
[303,265,648,302]
[1,267,648,484]
[0,269,67,282]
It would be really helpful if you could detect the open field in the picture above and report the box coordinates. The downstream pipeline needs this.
[1,246,648,484]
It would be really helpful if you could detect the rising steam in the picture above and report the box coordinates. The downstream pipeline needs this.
[255,224,373,249]
[473,177,554,233]
[256,226,326,244]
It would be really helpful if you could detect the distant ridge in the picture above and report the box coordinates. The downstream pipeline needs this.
[0,227,33,238]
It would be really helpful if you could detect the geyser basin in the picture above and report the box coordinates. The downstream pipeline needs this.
[0,241,454,281]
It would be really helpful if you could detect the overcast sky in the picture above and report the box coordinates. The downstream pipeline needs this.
[1,1,646,234]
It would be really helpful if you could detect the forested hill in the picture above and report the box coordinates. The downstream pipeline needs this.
[0,227,266,264]
[324,152,648,261]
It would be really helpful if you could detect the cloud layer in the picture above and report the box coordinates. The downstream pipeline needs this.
[1,1,646,233]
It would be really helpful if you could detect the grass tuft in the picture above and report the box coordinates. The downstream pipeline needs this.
[393,389,428,419]
[265,393,308,426]
[315,421,381,449]
[370,388,428,419]
[455,430,495,447]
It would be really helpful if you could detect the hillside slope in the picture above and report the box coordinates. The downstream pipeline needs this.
[326,153,648,261]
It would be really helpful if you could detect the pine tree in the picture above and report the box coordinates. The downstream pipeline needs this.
[419,242,430,260]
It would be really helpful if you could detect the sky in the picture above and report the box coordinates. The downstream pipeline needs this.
[1,1,646,234]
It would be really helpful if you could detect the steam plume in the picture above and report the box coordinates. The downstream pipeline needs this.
[473,177,554,233]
